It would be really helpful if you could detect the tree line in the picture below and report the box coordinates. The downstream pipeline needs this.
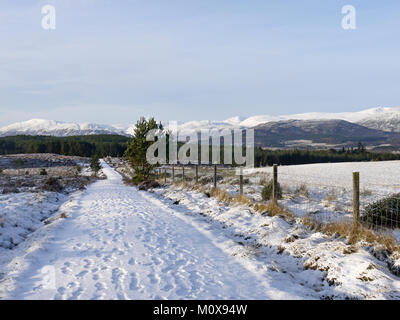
[0,135,129,157]
[2,133,400,167]
[254,146,400,167]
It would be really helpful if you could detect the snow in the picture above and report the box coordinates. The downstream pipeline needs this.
[0,192,68,263]
[0,119,126,137]
[224,160,400,226]
[2,160,400,299]
[2,106,400,137]
[154,183,400,299]
[0,161,304,299]
[359,110,400,132]
[230,106,400,128]
[255,160,400,195]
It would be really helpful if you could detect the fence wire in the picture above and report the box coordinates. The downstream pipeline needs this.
[156,164,400,236]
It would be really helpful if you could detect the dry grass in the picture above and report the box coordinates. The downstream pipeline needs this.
[348,224,399,253]
[192,184,203,191]
[206,188,294,221]
[361,188,373,197]
[234,194,253,206]
[325,190,338,203]
[259,202,295,220]
[302,214,399,253]
[210,188,233,203]
[259,176,267,186]
[169,176,399,253]
[294,184,310,198]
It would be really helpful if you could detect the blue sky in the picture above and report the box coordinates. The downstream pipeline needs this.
[0,0,400,126]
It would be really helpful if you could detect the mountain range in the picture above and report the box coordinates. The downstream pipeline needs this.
[1,107,400,149]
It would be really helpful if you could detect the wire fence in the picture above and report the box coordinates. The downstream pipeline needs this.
[155,163,400,235]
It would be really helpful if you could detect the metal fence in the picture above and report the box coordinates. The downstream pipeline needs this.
[155,163,400,234]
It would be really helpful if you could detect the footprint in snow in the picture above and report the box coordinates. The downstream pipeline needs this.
[129,273,139,291]
[57,287,66,295]
[95,282,106,291]
[161,283,174,292]
[61,266,72,275]
[71,287,83,299]
[75,270,88,278]
[148,273,161,285]
[151,256,162,266]
[83,259,92,268]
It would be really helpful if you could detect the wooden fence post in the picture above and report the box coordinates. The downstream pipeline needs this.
[214,164,217,188]
[239,167,243,196]
[272,164,278,204]
[195,165,199,183]
[353,172,360,227]
[164,168,167,183]
[182,165,185,181]
[172,165,175,182]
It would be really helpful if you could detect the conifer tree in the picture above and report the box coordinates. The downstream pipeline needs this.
[90,154,101,176]
[124,117,163,182]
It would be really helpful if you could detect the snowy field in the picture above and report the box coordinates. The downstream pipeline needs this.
[256,160,400,195]
[246,161,399,227]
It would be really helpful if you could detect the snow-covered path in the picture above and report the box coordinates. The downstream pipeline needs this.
[1,161,300,300]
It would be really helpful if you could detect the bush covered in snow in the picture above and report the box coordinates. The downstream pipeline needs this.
[261,180,282,201]
[361,193,400,228]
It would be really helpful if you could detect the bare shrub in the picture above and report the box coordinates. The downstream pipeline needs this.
[42,177,63,192]
[325,190,337,203]
[259,176,267,186]
[138,180,161,191]
[294,184,309,198]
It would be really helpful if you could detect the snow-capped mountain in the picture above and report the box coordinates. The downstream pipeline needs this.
[1,107,400,138]
[240,107,400,129]
[175,107,400,134]
[253,119,394,148]
[0,119,127,137]
[358,109,400,132]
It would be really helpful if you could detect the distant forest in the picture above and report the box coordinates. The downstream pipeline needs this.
[1,135,400,166]
[0,135,129,157]
[254,146,400,166]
